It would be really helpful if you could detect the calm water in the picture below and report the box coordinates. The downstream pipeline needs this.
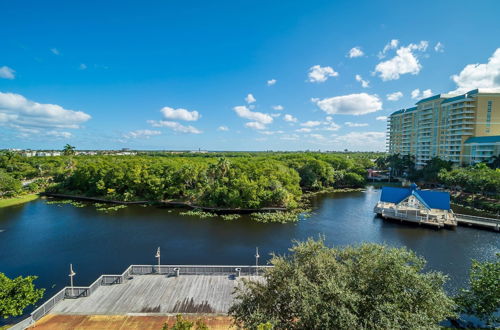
[0,186,498,321]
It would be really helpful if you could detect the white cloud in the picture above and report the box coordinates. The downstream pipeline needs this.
[233,105,273,124]
[296,127,312,133]
[323,122,340,131]
[283,114,298,123]
[308,65,339,83]
[79,63,87,70]
[258,130,284,135]
[161,106,200,121]
[245,121,266,130]
[50,48,60,55]
[245,93,256,104]
[217,126,229,131]
[124,129,161,139]
[375,41,428,81]
[312,93,382,115]
[46,130,72,138]
[386,91,403,101]
[450,48,500,94]
[434,42,444,53]
[0,66,15,79]
[309,133,325,140]
[411,88,433,99]
[300,120,321,127]
[376,116,387,121]
[355,74,370,88]
[0,92,91,131]
[345,121,368,127]
[147,120,202,134]
[271,113,281,118]
[280,134,299,141]
[272,105,284,111]
[378,39,399,59]
[348,47,364,58]
[267,79,277,86]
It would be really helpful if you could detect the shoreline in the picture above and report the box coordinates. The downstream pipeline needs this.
[0,194,39,208]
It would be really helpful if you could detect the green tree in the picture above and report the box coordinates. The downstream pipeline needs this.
[0,170,22,197]
[229,238,455,329]
[0,273,44,319]
[62,144,76,156]
[455,254,500,327]
[163,315,208,330]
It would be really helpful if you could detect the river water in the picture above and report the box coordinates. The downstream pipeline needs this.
[0,186,498,321]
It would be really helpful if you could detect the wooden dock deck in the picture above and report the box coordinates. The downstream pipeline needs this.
[13,265,268,330]
[51,274,259,315]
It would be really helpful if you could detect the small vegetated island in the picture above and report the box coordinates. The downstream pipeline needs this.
[0,150,373,222]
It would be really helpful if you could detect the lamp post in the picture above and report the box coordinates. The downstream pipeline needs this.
[155,247,161,274]
[69,264,76,297]
[255,247,260,276]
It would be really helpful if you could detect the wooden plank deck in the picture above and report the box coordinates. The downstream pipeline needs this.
[51,274,259,315]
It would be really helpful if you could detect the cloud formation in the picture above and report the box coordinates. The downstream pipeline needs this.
[374,41,428,81]
[50,48,60,55]
[148,120,202,134]
[0,92,91,131]
[345,121,368,127]
[308,65,339,83]
[233,105,273,124]
[411,88,433,99]
[434,42,444,53]
[312,93,382,115]
[267,79,277,86]
[124,129,161,139]
[245,93,256,104]
[348,47,364,58]
[217,126,229,131]
[386,91,403,101]
[355,74,369,88]
[300,120,321,127]
[0,66,15,79]
[272,105,284,111]
[376,116,388,121]
[450,48,500,94]
[245,121,266,130]
[283,114,298,123]
[161,106,201,121]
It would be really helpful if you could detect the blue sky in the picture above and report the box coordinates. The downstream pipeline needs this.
[1,0,499,151]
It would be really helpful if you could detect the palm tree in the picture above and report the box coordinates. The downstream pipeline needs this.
[62,144,76,156]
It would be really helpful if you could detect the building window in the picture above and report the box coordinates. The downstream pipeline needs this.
[486,101,492,133]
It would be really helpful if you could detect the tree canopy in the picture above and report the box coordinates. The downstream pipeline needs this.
[455,254,500,327]
[229,238,456,329]
[0,273,44,319]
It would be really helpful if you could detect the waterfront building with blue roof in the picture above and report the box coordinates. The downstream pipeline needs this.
[387,89,500,167]
[374,183,457,228]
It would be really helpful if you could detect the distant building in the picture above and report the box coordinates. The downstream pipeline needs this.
[374,183,457,228]
[387,89,500,167]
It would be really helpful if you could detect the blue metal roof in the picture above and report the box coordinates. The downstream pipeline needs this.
[415,94,443,104]
[380,185,451,210]
[441,93,468,104]
[464,136,500,144]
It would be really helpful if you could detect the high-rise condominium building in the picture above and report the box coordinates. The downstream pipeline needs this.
[387,89,500,167]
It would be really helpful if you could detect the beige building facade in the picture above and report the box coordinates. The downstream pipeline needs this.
[388,89,500,167]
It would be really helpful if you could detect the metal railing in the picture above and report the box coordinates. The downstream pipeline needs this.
[456,214,500,228]
[15,264,271,328]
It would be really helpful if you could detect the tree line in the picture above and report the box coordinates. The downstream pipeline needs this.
[0,150,373,209]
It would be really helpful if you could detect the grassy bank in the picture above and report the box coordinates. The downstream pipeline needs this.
[0,194,39,208]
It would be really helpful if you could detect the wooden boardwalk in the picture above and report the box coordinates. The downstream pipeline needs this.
[51,274,260,315]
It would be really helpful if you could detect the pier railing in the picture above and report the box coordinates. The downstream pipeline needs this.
[19,264,271,328]
[456,213,500,230]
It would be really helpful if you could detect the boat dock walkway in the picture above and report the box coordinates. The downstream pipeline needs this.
[456,213,500,231]
[12,265,268,330]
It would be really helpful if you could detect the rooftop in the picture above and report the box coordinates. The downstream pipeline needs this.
[380,184,451,210]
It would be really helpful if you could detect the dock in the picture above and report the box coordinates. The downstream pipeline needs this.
[456,213,500,231]
[12,265,269,330]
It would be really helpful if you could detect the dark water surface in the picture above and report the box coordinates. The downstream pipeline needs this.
[0,186,498,320]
